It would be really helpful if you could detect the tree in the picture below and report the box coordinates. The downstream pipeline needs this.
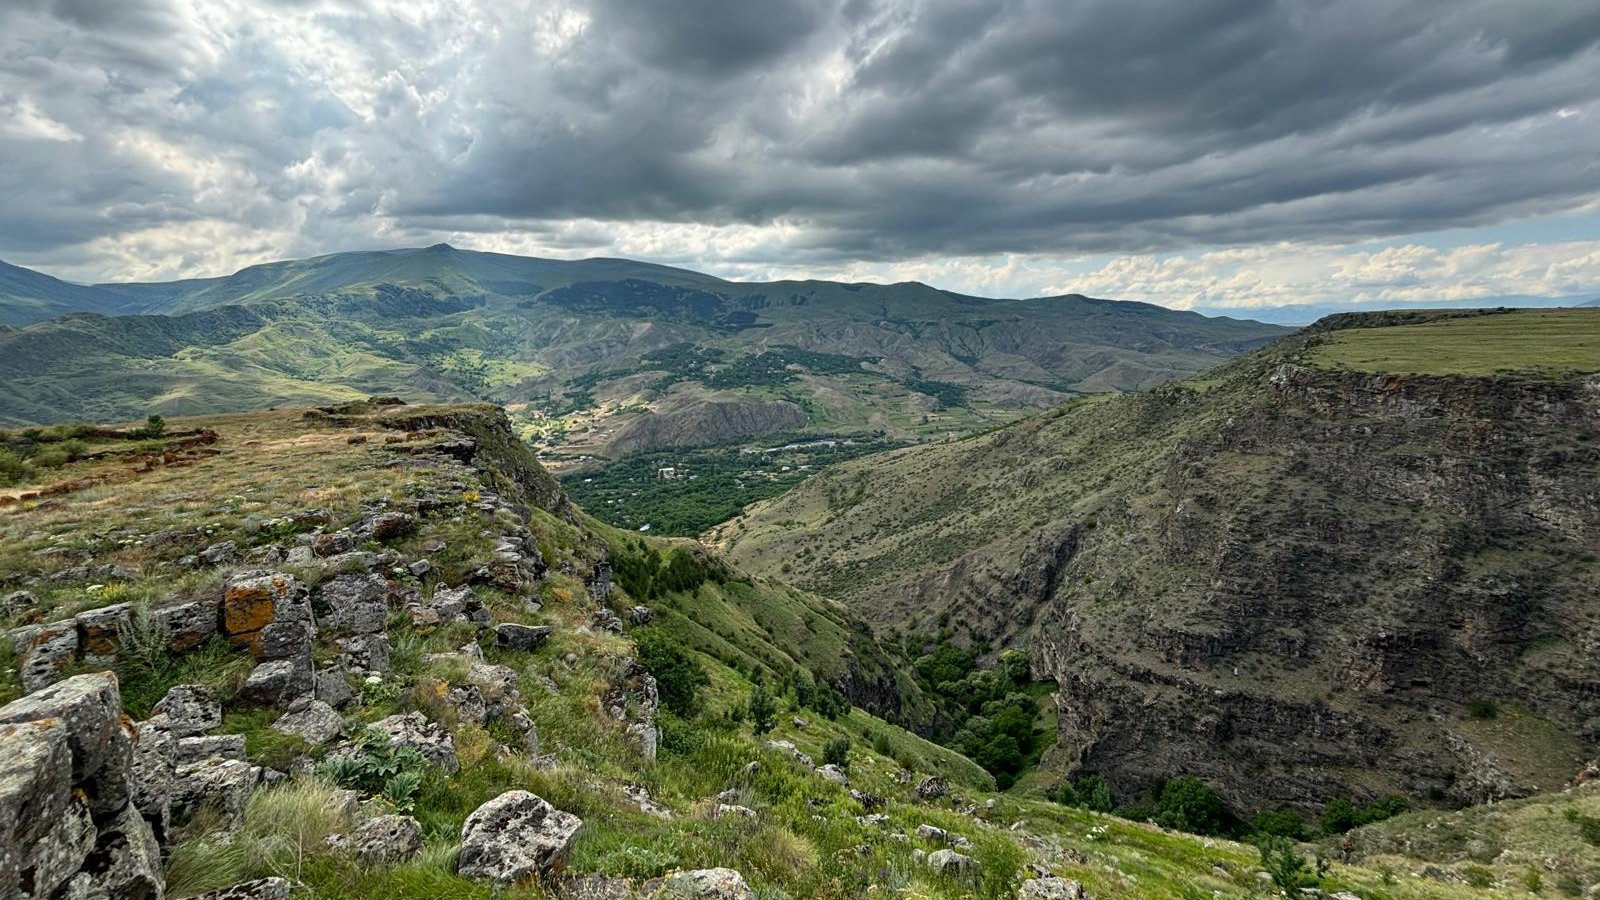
[823,736,851,771]
[141,414,166,437]
[1156,776,1234,837]
[635,631,708,717]
[747,680,776,735]
[975,734,1024,787]
[1251,810,1306,840]
[1320,798,1358,834]
[1256,836,1326,893]
[1078,775,1114,812]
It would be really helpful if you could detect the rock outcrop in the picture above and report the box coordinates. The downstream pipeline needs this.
[456,790,582,885]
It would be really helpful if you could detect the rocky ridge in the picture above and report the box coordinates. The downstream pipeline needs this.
[716,309,1600,812]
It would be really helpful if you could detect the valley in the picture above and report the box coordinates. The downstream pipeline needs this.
[714,308,1600,814]
[3,388,1595,900]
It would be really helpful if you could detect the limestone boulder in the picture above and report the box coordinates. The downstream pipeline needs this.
[153,684,222,738]
[642,868,757,900]
[456,790,582,885]
[272,698,343,745]
[327,813,423,865]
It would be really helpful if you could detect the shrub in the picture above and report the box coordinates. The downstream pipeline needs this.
[635,630,708,717]
[1320,794,1407,834]
[1464,866,1494,888]
[1251,810,1306,840]
[1565,808,1600,846]
[1077,775,1114,812]
[1256,836,1327,892]
[1156,776,1234,837]
[1468,699,1499,719]
[747,680,776,735]
[822,736,851,771]
[0,449,28,487]
[134,414,166,438]
[871,731,894,757]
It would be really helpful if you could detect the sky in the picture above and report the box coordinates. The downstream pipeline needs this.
[1,0,1598,311]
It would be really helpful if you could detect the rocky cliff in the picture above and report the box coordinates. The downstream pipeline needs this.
[716,309,1600,811]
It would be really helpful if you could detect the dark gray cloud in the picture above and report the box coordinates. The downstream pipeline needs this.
[0,0,1597,280]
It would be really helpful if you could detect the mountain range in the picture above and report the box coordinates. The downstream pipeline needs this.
[0,247,1289,456]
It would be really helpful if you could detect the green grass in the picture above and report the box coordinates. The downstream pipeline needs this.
[1308,308,1600,376]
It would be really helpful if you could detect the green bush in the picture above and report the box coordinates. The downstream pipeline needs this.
[133,414,166,438]
[0,449,29,487]
[635,630,708,717]
[1251,809,1306,840]
[1256,836,1327,892]
[747,680,776,735]
[1320,794,1407,834]
[822,736,851,771]
[1464,866,1493,888]
[1565,808,1600,846]
[1156,776,1235,837]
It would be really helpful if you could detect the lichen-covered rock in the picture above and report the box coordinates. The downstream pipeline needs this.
[0,718,74,897]
[185,877,291,900]
[272,698,343,745]
[336,632,391,673]
[9,617,79,691]
[456,790,582,885]
[171,758,260,831]
[816,763,849,785]
[319,573,390,635]
[916,776,949,801]
[316,668,358,708]
[364,712,458,773]
[57,802,163,900]
[240,659,314,706]
[326,814,422,865]
[1019,876,1086,900]
[74,603,132,663]
[0,672,132,815]
[495,622,552,651]
[26,793,96,899]
[926,848,980,876]
[642,867,757,900]
[154,684,222,738]
[221,571,309,646]
[591,608,623,633]
[630,605,654,625]
[130,716,176,840]
[915,824,951,843]
[152,599,219,653]
[176,734,247,764]
[363,511,416,542]
[253,620,313,662]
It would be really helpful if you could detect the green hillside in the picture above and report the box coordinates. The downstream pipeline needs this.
[0,248,1289,468]
[714,308,1600,814]
[0,258,133,326]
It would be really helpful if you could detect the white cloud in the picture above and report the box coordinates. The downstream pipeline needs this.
[1048,241,1600,309]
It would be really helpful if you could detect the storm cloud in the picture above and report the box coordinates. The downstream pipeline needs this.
[1,0,1597,297]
